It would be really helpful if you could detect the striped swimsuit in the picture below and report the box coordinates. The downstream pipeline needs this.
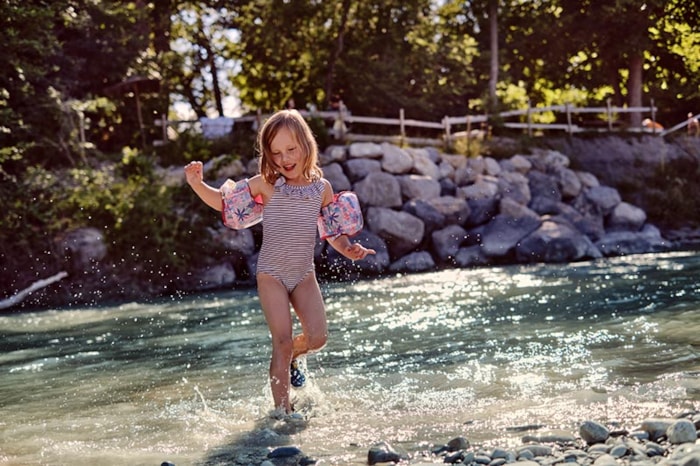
[257,177,325,293]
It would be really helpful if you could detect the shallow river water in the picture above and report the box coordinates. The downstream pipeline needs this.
[1,251,699,465]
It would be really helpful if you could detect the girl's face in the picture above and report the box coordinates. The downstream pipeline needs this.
[269,127,305,183]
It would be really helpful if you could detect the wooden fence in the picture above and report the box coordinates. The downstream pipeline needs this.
[154,99,668,148]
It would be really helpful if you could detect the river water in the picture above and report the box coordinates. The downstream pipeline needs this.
[1,251,699,465]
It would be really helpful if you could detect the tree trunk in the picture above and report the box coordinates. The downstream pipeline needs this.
[324,0,351,107]
[628,53,643,128]
[488,0,499,112]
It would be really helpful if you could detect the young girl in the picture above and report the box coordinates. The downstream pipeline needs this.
[184,109,375,417]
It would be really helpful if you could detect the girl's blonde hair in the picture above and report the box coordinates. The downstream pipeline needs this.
[257,109,323,184]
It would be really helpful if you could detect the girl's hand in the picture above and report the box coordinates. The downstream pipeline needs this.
[346,243,376,261]
[184,161,204,187]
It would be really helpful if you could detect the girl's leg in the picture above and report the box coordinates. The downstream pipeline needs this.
[257,273,294,413]
[290,273,328,359]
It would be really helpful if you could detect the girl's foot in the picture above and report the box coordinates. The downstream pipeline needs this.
[290,358,306,388]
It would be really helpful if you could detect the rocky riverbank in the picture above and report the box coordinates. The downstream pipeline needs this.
[176,141,673,291]
[6,137,700,309]
[159,410,700,465]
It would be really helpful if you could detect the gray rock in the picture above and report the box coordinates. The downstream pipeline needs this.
[455,245,490,267]
[407,147,440,179]
[579,420,609,444]
[323,162,352,192]
[320,144,347,165]
[447,436,470,451]
[348,141,383,159]
[398,174,442,200]
[459,175,500,201]
[366,207,425,258]
[403,199,447,232]
[431,225,468,262]
[607,201,647,232]
[481,214,542,257]
[593,453,618,466]
[641,418,674,441]
[666,419,698,444]
[381,142,414,174]
[344,158,382,181]
[389,251,435,273]
[368,441,406,465]
[426,196,471,225]
[584,186,622,215]
[355,171,402,207]
[516,217,599,263]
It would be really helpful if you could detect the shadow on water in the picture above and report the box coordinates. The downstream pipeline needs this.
[196,413,309,466]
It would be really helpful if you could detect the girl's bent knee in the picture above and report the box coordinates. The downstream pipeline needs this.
[308,332,328,352]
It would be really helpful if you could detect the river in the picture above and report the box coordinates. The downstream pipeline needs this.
[1,251,699,465]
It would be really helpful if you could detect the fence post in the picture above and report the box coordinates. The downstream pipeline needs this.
[607,98,612,131]
[527,98,532,137]
[443,116,451,151]
[566,102,572,134]
[400,108,405,144]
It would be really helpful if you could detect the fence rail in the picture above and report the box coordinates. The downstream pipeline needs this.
[154,99,671,148]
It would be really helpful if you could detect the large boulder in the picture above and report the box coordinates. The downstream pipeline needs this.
[516,217,601,263]
[366,207,425,259]
[381,143,414,174]
[398,174,442,201]
[355,171,403,208]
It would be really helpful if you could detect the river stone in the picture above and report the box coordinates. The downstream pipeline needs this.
[431,224,468,262]
[516,218,596,263]
[398,174,442,200]
[607,201,647,231]
[348,141,383,158]
[268,446,302,458]
[498,170,531,205]
[447,436,470,451]
[459,175,499,201]
[354,171,402,207]
[593,453,619,466]
[366,207,425,258]
[425,195,471,225]
[641,419,675,442]
[408,147,440,179]
[323,162,352,192]
[388,251,435,273]
[381,142,414,174]
[580,420,610,444]
[610,443,628,458]
[667,419,698,444]
[553,166,583,199]
[344,158,382,181]
[481,213,542,257]
[455,245,490,267]
[320,144,347,165]
[584,185,622,215]
[403,199,447,232]
[528,170,562,204]
[518,445,553,457]
[368,441,406,464]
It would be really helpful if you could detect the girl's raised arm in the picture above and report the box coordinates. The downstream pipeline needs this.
[184,161,223,211]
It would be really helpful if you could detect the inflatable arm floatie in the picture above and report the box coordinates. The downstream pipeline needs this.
[221,178,264,229]
[317,191,363,240]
